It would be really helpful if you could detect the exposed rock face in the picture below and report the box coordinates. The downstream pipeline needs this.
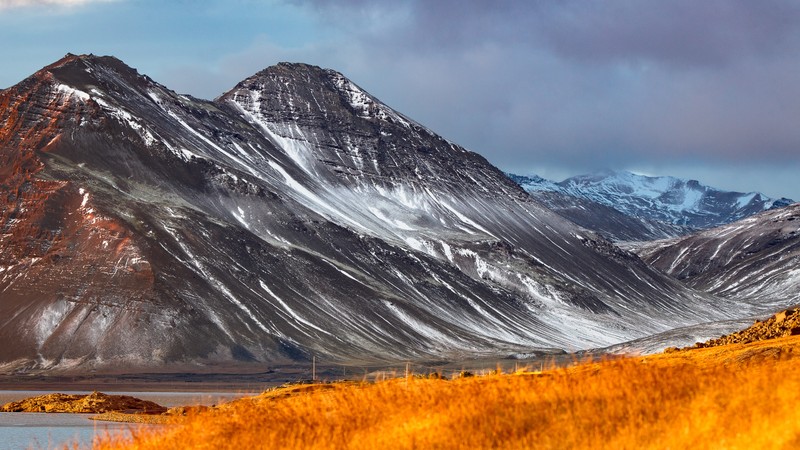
[1,391,166,413]
[0,54,747,373]
[509,171,793,241]
[632,204,800,308]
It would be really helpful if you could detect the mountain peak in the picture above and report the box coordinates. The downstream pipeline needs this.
[220,60,419,131]
[47,52,110,65]
[24,53,153,97]
[42,53,132,76]
[237,61,345,89]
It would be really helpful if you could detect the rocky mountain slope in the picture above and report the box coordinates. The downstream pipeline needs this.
[509,171,792,241]
[0,54,745,373]
[632,203,800,309]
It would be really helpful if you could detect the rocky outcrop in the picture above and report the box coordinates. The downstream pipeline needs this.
[662,308,800,353]
[0,391,166,414]
[696,308,800,348]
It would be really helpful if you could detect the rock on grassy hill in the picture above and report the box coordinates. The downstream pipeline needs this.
[691,308,800,349]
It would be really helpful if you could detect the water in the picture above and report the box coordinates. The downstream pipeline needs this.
[0,390,251,450]
[0,412,135,450]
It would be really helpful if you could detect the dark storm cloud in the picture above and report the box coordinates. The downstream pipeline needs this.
[295,0,800,65]
[281,0,800,199]
[534,0,800,67]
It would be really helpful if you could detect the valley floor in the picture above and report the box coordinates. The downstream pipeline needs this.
[92,335,800,450]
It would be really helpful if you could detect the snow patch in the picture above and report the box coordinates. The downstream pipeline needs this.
[267,160,368,231]
[737,193,757,209]
[55,84,90,101]
[368,206,415,231]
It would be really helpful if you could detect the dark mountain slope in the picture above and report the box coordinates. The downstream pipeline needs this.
[0,55,740,372]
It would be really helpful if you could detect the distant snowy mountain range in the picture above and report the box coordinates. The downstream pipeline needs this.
[509,170,793,241]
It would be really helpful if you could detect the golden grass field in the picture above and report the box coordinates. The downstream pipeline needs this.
[89,336,800,450]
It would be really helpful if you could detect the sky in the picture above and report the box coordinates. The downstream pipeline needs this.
[1,0,799,199]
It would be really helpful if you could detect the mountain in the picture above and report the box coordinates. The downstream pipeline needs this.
[509,171,793,241]
[631,203,800,310]
[0,54,744,373]
[509,175,690,242]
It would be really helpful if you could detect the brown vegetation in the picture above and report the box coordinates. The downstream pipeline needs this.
[92,335,800,450]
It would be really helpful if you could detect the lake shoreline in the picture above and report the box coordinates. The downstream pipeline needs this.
[0,373,283,393]
[0,353,578,394]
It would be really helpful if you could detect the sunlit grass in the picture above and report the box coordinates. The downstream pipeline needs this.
[93,336,800,450]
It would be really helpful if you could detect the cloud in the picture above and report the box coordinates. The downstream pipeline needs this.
[10,0,793,197]
[273,0,800,198]
[0,0,119,11]
[292,0,800,65]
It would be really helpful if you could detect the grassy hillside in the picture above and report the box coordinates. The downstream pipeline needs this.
[91,333,800,450]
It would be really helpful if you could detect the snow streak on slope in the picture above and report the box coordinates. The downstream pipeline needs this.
[631,203,800,309]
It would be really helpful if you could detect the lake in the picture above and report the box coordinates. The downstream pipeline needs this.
[0,390,251,450]
[0,412,137,450]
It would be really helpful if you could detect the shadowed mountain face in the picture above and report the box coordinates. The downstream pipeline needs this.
[509,171,793,242]
[632,203,800,310]
[0,55,740,373]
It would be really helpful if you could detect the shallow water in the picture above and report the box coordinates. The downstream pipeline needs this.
[0,390,251,449]
[0,412,135,450]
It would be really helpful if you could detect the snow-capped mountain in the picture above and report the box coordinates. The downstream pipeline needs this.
[510,181,691,242]
[0,55,755,372]
[509,171,793,241]
[630,203,800,309]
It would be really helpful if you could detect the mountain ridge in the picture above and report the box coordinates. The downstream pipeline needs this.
[509,170,793,241]
[0,54,755,373]
[630,203,800,309]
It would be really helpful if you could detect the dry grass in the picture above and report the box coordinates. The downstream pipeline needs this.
[93,336,800,450]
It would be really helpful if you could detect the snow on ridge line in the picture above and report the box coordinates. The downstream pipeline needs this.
[327,71,412,127]
[736,192,757,209]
